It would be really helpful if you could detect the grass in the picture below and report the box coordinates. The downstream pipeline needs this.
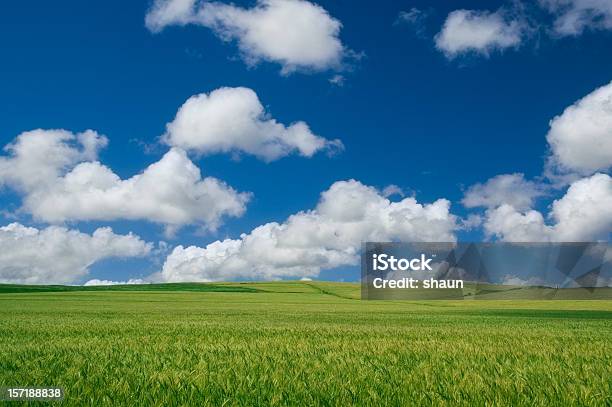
[0,281,611,406]
[0,282,260,294]
[364,282,612,300]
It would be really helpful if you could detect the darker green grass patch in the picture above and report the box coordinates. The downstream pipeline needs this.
[460,308,612,320]
[0,283,261,294]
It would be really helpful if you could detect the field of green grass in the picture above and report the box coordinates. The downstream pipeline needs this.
[1,281,611,406]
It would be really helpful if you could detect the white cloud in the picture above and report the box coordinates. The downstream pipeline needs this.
[540,0,612,36]
[484,204,553,242]
[462,173,545,211]
[501,274,547,286]
[163,87,342,161]
[145,0,349,74]
[546,81,612,176]
[145,0,195,30]
[381,184,405,198]
[0,130,250,234]
[484,173,612,242]
[83,278,146,286]
[0,223,151,284]
[549,173,612,241]
[460,214,482,230]
[157,179,458,282]
[0,129,107,192]
[435,9,525,58]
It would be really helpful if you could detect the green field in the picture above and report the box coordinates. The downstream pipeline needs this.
[1,282,611,406]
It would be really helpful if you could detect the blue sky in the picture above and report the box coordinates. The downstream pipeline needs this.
[0,0,611,284]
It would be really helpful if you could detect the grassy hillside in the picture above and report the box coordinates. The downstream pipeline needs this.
[4,280,609,299]
[0,281,611,405]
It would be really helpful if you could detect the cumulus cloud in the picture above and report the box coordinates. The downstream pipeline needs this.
[0,129,250,234]
[145,0,350,73]
[0,223,151,284]
[484,173,612,242]
[546,81,612,176]
[483,204,553,242]
[435,9,526,58]
[0,129,107,192]
[83,279,146,286]
[145,0,195,29]
[548,173,612,240]
[540,0,612,36]
[462,173,545,211]
[157,179,459,282]
[163,87,342,161]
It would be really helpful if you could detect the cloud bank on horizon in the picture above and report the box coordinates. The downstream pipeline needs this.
[0,0,611,285]
[0,223,150,285]
[158,179,458,282]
